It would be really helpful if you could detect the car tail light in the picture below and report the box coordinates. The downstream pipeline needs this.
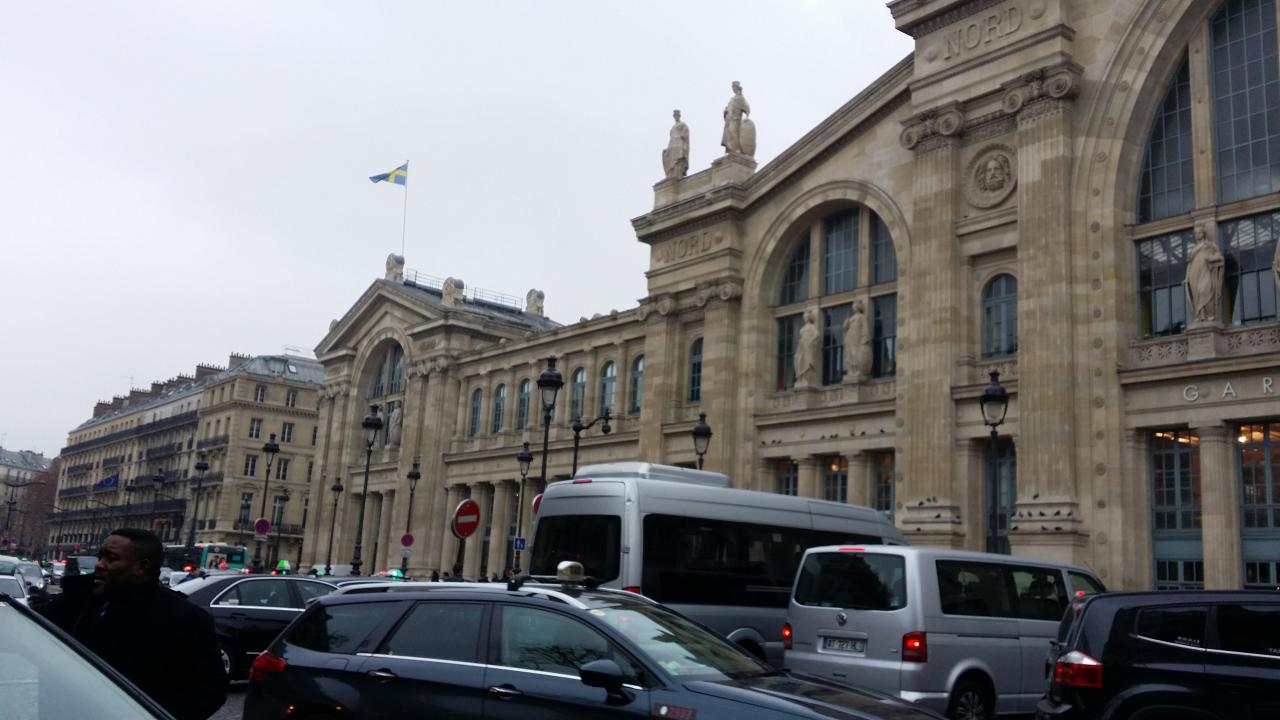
[652,703,695,719]
[902,631,927,662]
[838,547,865,552]
[782,622,793,650]
[249,652,287,683]
[623,586,642,594]
[572,478,593,484]
[1054,650,1103,689]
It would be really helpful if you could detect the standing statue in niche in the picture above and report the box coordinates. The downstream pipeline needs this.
[662,109,690,180]
[387,404,403,446]
[843,300,872,384]
[793,307,820,389]
[1184,225,1224,324]
[721,81,755,158]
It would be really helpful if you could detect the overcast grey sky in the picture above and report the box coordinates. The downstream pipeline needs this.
[0,1,912,457]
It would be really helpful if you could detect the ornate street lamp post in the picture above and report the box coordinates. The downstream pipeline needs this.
[980,371,1010,555]
[400,458,421,578]
[250,433,281,573]
[325,476,343,577]
[185,452,209,567]
[570,408,612,477]
[513,442,533,574]
[350,405,383,576]
[691,412,713,470]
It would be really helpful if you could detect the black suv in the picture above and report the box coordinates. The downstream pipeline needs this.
[1037,590,1280,720]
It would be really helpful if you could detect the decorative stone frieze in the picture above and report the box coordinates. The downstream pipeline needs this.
[1224,324,1280,354]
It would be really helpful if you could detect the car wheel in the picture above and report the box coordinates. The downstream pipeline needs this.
[219,644,233,678]
[947,678,994,720]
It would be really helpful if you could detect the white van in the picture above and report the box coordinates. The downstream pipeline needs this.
[528,461,905,666]
[784,545,1106,719]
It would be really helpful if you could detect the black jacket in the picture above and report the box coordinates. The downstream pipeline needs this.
[39,574,227,720]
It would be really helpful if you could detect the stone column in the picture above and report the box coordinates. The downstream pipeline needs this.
[954,439,983,551]
[637,309,677,460]
[438,484,465,573]
[1197,425,1242,589]
[797,457,820,499]
[463,482,492,580]
[1007,67,1086,560]
[1122,429,1154,590]
[846,452,870,507]
[897,104,965,546]
[486,480,514,577]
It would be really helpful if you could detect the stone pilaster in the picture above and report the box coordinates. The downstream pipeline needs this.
[700,281,742,475]
[637,307,678,461]
[797,457,820,499]
[1122,429,1154,590]
[953,439,984,551]
[1197,425,1242,589]
[438,484,465,573]
[463,482,492,581]
[1008,66,1088,558]
[486,480,514,577]
[898,103,965,546]
[846,452,870,507]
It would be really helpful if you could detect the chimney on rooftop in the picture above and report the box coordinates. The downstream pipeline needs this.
[93,401,112,418]
[195,364,222,380]
[228,353,251,369]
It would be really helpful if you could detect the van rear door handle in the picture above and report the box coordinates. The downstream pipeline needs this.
[488,684,523,699]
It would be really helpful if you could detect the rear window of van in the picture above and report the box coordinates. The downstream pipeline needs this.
[793,551,906,611]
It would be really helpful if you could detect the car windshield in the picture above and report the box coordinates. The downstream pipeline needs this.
[583,598,770,681]
[0,601,163,719]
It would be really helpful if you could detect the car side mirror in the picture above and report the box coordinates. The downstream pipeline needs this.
[579,659,629,703]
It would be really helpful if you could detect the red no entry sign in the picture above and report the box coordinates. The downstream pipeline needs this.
[401,533,415,548]
[254,518,271,535]
[531,493,544,517]
[451,499,481,539]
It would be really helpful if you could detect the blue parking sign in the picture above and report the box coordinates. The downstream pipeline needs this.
[513,537,526,551]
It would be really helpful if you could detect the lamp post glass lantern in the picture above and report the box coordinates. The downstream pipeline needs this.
[325,476,343,577]
[570,407,611,477]
[691,412,713,470]
[251,433,281,573]
[350,404,383,576]
[400,458,421,577]
[980,371,1010,554]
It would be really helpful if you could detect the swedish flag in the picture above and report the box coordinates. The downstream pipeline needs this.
[369,162,408,186]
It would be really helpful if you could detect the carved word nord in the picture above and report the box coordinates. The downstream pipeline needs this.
[940,4,1023,63]
[654,231,724,266]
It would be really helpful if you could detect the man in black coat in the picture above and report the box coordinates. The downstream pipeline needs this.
[39,528,226,720]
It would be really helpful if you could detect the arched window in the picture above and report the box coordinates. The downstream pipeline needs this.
[871,213,897,284]
[1138,57,1193,223]
[491,384,506,434]
[823,209,858,295]
[569,368,586,421]
[366,343,405,398]
[629,355,645,414]
[778,240,809,305]
[468,388,482,438]
[388,345,405,394]
[981,274,1019,358]
[599,362,616,416]
[1213,1,1280,204]
[688,338,704,403]
[515,379,531,430]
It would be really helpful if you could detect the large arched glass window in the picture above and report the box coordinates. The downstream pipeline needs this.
[388,345,405,394]
[599,362,616,415]
[779,240,810,306]
[468,388,483,438]
[366,343,405,399]
[822,209,858,295]
[629,355,644,414]
[981,274,1019,358]
[569,368,586,421]
[491,384,506,434]
[1213,0,1280,204]
[871,213,898,284]
[688,338,703,402]
[515,379,531,430]
[1137,57,1193,223]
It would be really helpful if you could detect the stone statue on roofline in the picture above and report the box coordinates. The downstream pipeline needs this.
[385,253,405,282]
[721,81,755,159]
[662,109,690,180]
[526,289,545,317]
[442,277,465,307]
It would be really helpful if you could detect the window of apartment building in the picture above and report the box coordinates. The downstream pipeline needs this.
[469,389,482,438]
[281,422,294,443]
[276,458,289,481]
[872,451,895,521]
[987,439,1017,555]
[301,497,309,529]
[244,454,257,477]
[248,418,262,440]
[311,426,318,446]
[569,368,586,420]
[592,361,613,415]
[238,493,253,525]
[822,457,848,503]
[286,389,297,408]
[982,274,1019,358]
[307,461,313,482]
[515,379,531,431]
[254,385,267,403]
[872,295,897,378]
[687,339,703,403]
[629,356,644,415]
[775,460,798,496]
[271,495,286,526]
[491,384,506,434]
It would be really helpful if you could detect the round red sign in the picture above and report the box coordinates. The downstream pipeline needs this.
[531,493,544,517]
[401,533,415,548]
[451,499,481,539]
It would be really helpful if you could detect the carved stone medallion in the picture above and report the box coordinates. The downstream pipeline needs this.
[964,144,1017,209]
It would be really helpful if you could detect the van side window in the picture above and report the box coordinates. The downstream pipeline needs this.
[1214,604,1280,657]
[642,514,878,608]
[1135,606,1207,648]
[936,561,1014,618]
[1068,572,1106,597]
[1008,567,1067,621]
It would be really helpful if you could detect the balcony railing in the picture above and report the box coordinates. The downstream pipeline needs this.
[61,410,198,455]
[102,455,125,468]
[232,520,305,535]
[58,486,90,498]
[197,434,229,450]
[66,463,94,475]
[146,443,183,461]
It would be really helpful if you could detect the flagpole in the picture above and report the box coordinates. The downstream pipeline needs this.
[400,160,409,258]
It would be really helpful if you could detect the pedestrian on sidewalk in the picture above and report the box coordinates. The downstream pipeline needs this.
[38,528,226,720]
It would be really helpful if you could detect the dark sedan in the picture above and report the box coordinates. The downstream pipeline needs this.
[244,567,943,720]
[176,574,336,680]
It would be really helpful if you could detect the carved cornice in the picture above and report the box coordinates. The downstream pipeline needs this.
[896,0,1007,39]
[319,381,349,402]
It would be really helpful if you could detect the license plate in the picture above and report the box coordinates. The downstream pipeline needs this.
[822,637,865,653]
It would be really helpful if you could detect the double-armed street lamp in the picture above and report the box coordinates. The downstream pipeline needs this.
[570,408,611,477]
[250,433,281,573]
[325,476,343,577]
[185,452,209,567]
[691,412,713,470]
[399,458,422,578]
[980,370,1010,555]
[350,405,383,576]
